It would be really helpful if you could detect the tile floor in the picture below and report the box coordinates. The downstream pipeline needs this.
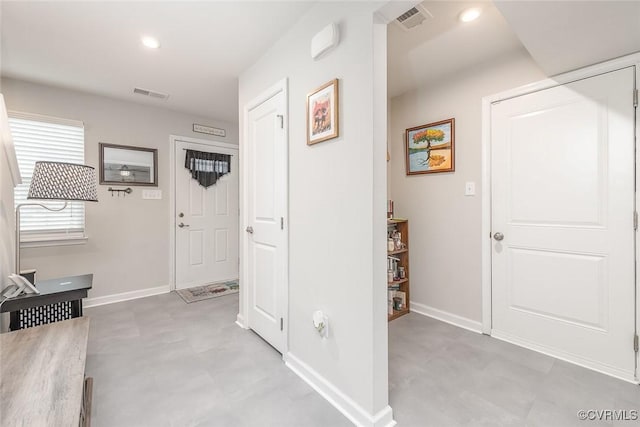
[86,293,640,426]
[85,292,351,427]
[389,313,640,427]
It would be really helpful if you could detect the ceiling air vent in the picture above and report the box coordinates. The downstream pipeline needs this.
[395,4,432,31]
[133,87,169,100]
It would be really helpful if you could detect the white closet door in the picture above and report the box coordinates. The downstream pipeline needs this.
[491,67,636,380]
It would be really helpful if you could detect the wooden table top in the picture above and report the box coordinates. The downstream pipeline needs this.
[0,317,90,426]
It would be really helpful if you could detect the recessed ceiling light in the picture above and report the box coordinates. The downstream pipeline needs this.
[141,36,160,49]
[459,8,481,23]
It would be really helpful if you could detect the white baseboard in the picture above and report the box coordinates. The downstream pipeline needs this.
[235,313,248,329]
[84,285,170,308]
[491,330,638,384]
[284,352,396,427]
[410,301,482,334]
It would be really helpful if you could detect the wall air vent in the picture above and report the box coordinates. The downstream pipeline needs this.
[395,4,432,31]
[133,87,169,100]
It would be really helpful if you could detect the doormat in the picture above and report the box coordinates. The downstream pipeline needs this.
[176,280,239,304]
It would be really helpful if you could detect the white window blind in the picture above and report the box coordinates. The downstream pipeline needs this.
[8,111,86,239]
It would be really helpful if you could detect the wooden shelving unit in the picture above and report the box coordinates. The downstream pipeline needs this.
[388,219,410,321]
[388,249,408,255]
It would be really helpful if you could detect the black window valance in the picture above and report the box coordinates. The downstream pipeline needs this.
[184,149,231,188]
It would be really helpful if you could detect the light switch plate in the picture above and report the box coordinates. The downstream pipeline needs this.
[142,189,162,200]
[465,182,476,196]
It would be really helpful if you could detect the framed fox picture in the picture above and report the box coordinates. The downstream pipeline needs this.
[307,79,339,145]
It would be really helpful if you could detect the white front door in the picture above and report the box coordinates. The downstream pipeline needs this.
[491,67,636,380]
[245,83,288,353]
[175,139,239,290]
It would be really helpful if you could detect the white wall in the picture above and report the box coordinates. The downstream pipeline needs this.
[0,140,14,279]
[238,2,390,425]
[0,95,17,332]
[0,133,15,332]
[388,49,545,323]
[0,0,12,329]
[1,77,238,300]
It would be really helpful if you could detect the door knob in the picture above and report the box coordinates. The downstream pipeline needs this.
[246,226,254,234]
[178,222,190,228]
[493,232,504,241]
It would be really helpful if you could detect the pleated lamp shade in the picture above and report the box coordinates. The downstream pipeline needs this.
[27,161,98,202]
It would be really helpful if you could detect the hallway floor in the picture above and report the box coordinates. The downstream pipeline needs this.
[389,313,640,426]
[86,293,640,426]
[85,293,351,427]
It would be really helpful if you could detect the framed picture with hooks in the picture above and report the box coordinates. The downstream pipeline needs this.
[99,143,158,186]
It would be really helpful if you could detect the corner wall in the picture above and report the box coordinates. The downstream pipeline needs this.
[0,95,16,332]
[238,2,391,425]
[1,78,238,301]
[388,49,545,325]
[0,1,10,331]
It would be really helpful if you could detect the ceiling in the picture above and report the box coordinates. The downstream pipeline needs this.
[494,1,640,76]
[388,0,640,99]
[4,1,638,119]
[1,1,313,123]
[387,1,526,98]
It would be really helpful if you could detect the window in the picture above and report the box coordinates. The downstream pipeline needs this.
[8,111,86,243]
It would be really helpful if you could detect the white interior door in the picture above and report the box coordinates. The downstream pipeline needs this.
[245,84,287,353]
[175,139,239,290]
[491,67,636,381]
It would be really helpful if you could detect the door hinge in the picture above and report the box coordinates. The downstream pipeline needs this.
[280,317,284,331]
[634,211,638,231]
[277,114,284,129]
[280,217,284,230]
[634,89,638,108]
[634,334,638,353]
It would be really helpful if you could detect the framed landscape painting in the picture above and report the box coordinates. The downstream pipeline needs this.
[405,118,455,175]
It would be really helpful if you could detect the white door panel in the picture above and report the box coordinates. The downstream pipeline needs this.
[491,67,636,380]
[253,243,277,320]
[507,98,605,226]
[175,140,239,290]
[508,248,607,330]
[215,229,229,262]
[246,86,287,353]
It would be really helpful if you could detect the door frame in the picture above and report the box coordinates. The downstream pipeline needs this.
[237,78,289,354]
[168,134,240,291]
[481,53,640,377]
